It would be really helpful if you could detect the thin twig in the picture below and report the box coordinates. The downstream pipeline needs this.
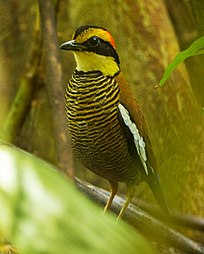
[135,199,204,232]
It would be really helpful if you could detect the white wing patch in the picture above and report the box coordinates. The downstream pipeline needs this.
[118,103,148,175]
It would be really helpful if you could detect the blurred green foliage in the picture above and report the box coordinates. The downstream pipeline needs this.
[0,142,155,254]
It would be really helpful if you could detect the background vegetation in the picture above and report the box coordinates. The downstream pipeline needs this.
[0,0,203,253]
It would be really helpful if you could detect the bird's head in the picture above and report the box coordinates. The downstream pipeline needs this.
[60,25,120,77]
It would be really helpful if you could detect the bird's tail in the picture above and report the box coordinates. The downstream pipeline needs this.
[147,169,169,215]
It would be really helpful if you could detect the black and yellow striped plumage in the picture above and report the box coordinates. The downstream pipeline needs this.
[65,70,140,183]
[60,25,168,218]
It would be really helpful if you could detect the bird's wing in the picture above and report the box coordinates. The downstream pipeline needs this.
[116,72,169,214]
[115,72,157,174]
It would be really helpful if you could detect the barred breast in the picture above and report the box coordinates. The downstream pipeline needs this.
[65,70,138,182]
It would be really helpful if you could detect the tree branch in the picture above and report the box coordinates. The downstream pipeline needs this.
[38,0,73,177]
[75,178,204,254]
[0,9,40,143]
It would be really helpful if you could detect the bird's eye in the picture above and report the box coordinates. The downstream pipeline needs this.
[88,36,100,47]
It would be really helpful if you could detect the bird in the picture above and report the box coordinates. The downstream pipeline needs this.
[60,25,168,218]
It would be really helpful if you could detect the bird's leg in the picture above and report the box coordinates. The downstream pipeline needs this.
[117,183,135,219]
[104,181,118,213]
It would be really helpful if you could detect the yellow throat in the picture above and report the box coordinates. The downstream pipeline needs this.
[74,51,119,76]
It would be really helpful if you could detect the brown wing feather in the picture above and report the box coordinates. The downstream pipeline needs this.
[115,72,158,172]
[115,73,169,214]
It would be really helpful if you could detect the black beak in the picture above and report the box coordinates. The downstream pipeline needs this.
[59,40,85,51]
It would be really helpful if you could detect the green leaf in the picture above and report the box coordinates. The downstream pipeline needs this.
[159,36,204,87]
[0,142,156,254]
